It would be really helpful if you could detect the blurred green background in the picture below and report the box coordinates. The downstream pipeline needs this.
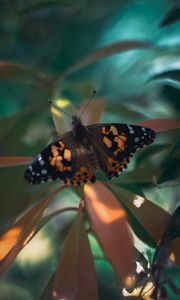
[0,0,179,299]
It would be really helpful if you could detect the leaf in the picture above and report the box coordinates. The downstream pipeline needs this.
[148,69,180,85]
[83,181,134,280]
[0,62,52,91]
[108,183,171,246]
[135,144,170,168]
[80,98,105,126]
[58,40,152,81]
[0,186,65,277]
[50,97,76,135]
[52,210,98,300]
[137,119,180,133]
[160,205,180,244]
[160,5,180,27]
[41,273,55,300]
[0,156,34,168]
[158,140,180,184]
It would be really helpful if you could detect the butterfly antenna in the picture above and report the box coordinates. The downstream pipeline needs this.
[79,90,96,117]
[48,99,72,119]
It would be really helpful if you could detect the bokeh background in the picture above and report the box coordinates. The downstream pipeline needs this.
[0,0,179,299]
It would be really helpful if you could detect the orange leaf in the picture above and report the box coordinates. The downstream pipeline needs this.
[0,61,52,90]
[52,211,98,300]
[0,186,65,277]
[0,156,34,168]
[137,119,180,132]
[83,181,134,280]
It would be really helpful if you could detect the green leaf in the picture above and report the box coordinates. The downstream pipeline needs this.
[161,205,180,243]
[108,183,171,247]
[158,140,180,184]
[148,69,180,86]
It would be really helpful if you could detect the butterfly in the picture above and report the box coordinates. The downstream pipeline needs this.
[24,113,156,186]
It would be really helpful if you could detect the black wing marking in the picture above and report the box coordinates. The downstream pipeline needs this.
[24,132,96,185]
[87,123,156,179]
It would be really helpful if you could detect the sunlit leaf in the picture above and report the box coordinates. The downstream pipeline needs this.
[52,210,98,300]
[0,62,52,91]
[108,183,171,246]
[0,186,65,277]
[50,97,76,134]
[83,181,134,280]
[160,5,180,27]
[137,119,180,133]
[58,40,152,81]
[0,156,34,168]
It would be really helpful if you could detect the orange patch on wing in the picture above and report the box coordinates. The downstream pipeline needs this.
[119,134,127,142]
[114,136,125,151]
[110,125,118,136]
[71,166,94,185]
[103,136,112,148]
[102,126,110,134]
[51,145,59,157]
[58,141,65,149]
[64,149,71,161]
[64,166,71,172]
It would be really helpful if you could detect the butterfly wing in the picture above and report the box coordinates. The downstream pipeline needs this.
[24,131,96,185]
[87,123,156,179]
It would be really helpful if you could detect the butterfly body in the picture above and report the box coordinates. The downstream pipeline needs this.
[25,116,156,186]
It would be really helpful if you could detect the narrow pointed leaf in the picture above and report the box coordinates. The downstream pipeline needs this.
[0,62,52,90]
[59,40,152,81]
[41,273,55,300]
[109,183,171,246]
[0,156,34,168]
[52,210,98,300]
[83,181,134,280]
[137,119,180,132]
[0,186,65,277]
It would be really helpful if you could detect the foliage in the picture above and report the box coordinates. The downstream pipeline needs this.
[0,0,180,299]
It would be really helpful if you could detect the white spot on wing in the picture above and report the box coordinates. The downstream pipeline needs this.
[39,160,45,166]
[41,169,47,174]
[134,137,139,142]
